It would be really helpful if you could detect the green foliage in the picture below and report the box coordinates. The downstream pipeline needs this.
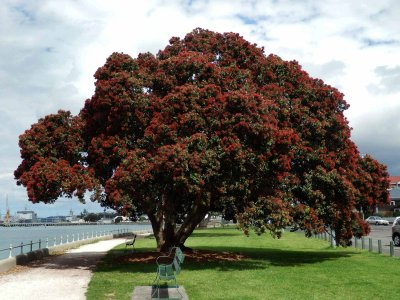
[15,28,389,249]
[83,212,101,222]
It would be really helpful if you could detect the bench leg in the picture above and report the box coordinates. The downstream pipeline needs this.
[174,277,183,299]
[151,274,160,299]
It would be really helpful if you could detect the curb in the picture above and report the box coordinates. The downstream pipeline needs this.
[0,257,17,273]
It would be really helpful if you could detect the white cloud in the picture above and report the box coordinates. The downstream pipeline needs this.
[368,65,400,94]
[1,0,400,216]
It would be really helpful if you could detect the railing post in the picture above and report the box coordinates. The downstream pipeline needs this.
[20,242,23,254]
[9,244,12,258]
[46,238,49,248]
[378,240,382,254]
[39,239,41,249]
[390,241,395,257]
[72,234,75,242]
[369,238,373,252]
[30,241,33,252]
[54,237,56,246]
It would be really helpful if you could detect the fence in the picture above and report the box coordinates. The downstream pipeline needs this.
[312,231,398,257]
[0,228,130,259]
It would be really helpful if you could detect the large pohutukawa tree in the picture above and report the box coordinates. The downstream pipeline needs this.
[15,28,389,250]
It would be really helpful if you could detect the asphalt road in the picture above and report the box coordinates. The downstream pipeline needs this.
[295,224,400,256]
[367,224,393,242]
[357,224,400,256]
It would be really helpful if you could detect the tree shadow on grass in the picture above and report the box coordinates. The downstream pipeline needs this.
[104,245,359,274]
[197,246,358,267]
[189,231,241,238]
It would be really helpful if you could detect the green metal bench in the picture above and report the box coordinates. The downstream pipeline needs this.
[152,247,185,299]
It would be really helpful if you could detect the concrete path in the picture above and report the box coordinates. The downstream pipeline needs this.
[0,238,125,300]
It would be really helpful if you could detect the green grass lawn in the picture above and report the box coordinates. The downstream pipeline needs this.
[87,227,399,299]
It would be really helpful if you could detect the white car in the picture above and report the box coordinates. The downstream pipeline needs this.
[366,216,389,226]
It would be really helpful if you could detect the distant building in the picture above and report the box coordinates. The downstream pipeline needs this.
[43,216,67,223]
[391,189,400,208]
[389,176,400,189]
[388,176,400,211]
[113,216,128,223]
[15,210,37,223]
[66,209,78,222]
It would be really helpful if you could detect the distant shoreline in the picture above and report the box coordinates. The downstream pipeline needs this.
[0,221,151,227]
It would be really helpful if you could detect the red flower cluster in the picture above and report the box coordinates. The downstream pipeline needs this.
[15,29,389,250]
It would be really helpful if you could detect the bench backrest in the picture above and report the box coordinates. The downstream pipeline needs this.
[175,247,185,264]
[173,257,182,275]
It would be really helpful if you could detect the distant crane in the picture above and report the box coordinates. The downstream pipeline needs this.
[4,195,10,224]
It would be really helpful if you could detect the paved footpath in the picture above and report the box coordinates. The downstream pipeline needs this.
[0,238,125,300]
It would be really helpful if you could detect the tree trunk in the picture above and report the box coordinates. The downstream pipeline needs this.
[147,201,209,252]
[176,204,208,248]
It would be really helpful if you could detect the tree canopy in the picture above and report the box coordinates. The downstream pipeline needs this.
[15,28,389,250]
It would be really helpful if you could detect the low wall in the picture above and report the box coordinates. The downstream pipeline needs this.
[0,231,135,273]
[0,257,17,273]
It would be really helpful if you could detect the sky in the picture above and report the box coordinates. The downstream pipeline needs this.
[0,0,399,217]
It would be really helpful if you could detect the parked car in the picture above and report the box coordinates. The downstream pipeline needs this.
[392,216,400,227]
[365,216,389,226]
[392,218,400,246]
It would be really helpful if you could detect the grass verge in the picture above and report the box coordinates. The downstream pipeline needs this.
[87,227,399,299]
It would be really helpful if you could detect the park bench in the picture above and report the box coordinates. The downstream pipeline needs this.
[152,247,185,299]
[125,234,136,252]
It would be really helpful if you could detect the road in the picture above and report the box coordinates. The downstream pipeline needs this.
[357,224,399,256]
[296,224,400,256]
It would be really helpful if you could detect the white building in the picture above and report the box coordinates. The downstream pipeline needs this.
[15,210,37,222]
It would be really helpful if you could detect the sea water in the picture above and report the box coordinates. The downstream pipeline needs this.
[0,223,152,260]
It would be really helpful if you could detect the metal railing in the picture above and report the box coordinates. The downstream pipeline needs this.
[0,228,130,259]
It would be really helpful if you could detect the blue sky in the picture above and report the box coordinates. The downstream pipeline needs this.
[1,0,400,217]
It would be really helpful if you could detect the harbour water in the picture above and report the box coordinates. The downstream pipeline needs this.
[0,223,152,260]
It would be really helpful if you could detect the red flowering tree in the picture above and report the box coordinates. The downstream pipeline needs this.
[15,29,389,250]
